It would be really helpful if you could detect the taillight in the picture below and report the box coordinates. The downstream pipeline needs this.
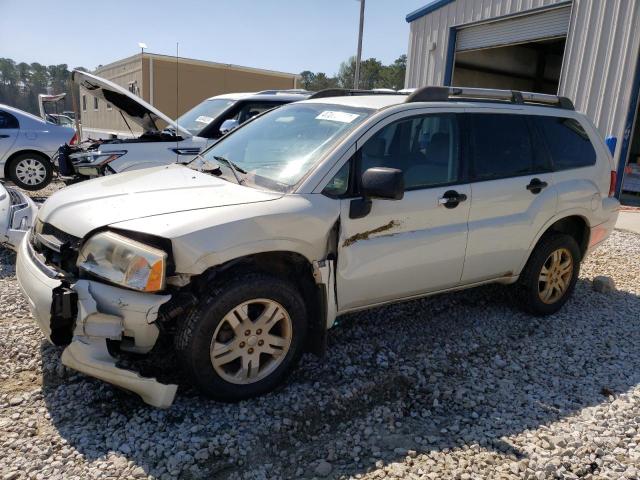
[69,132,78,145]
[609,170,617,197]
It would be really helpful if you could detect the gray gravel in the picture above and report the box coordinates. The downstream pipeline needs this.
[1,217,639,479]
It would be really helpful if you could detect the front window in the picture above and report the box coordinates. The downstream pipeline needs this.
[177,99,236,136]
[189,103,371,192]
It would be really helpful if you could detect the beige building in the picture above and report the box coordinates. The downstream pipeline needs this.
[80,52,300,135]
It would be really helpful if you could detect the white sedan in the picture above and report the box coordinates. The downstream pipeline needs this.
[0,104,76,190]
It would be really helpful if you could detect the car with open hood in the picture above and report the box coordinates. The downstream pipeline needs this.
[16,86,619,407]
[56,70,309,181]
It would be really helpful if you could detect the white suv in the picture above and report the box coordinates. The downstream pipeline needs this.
[16,87,620,407]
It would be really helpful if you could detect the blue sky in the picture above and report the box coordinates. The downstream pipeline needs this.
[0,0,428,74]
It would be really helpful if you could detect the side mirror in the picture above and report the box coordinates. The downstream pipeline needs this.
[361,167,404,200]
[350,167,404,219]
[219,119,239,135]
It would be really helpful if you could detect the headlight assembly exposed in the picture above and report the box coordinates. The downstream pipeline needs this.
[77,231,167,292]
[71,151,127,166]
[72,151,126,176]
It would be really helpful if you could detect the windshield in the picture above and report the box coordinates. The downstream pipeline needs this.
[189,103,371,191]
[176,98,236,135]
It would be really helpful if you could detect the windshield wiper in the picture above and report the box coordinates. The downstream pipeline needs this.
[213,155,246,184]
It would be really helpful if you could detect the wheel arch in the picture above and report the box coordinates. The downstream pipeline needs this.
[520,213,591,274]
[193,250,328,356]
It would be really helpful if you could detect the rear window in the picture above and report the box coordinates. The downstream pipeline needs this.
[468,113,537,180]
[534,116,597,170]
[0,111,19,129]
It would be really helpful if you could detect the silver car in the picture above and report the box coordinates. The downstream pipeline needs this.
[0,104,76,190]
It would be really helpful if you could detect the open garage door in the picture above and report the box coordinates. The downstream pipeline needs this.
[456,6,571,52]
[451,5,571,94]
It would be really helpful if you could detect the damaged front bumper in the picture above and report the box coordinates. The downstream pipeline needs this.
[16,235,178,408]
[0,183,38,251]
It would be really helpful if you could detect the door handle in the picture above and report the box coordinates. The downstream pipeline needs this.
[0,135,9,139]
[526,178,548,194]
[438,190,467,209]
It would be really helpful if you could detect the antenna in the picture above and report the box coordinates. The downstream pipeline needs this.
[176,42,179,162]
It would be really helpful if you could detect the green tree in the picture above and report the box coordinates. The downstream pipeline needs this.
[337,56,384,89]
[0,58,86,115]
[299,70,338,91]
[378,55,406,90]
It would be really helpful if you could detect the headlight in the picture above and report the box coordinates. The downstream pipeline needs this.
[77,231,167,292]
[72,151,126,176]
[71,151,127,166]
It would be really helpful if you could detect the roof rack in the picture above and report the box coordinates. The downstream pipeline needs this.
[256,89,312,95]
[405,86,574,110]
[308,88,406,99]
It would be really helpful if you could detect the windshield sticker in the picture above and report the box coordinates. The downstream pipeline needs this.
[195,115,214,124]
[315,111,360,123]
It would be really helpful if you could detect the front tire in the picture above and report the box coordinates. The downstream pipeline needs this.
[8,152,53,190]
[175,273,307,401]
[517,233,581,316]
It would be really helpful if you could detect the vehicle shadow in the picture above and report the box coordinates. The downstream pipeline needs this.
[0,248,18,279]
[40,277,640,479]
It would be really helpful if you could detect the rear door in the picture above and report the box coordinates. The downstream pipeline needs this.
[461,111,557,283]
[334,109,471,310]
[0,110,19,162]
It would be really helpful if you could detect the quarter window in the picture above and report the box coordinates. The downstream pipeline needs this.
[468,113,536,180]
[535,116,596,170]
[0,111,18,129]
[359,113,461,189]
[322,160,351,197]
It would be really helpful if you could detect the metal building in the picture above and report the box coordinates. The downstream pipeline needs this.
[80,53,300,138]
[405,0,640,201]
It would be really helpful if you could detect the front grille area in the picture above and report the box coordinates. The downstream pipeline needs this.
[31,222,80,276]
[8,189,24,206]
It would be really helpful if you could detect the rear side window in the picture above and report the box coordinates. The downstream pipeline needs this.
[236,101,282,124]
[535,116,596,170]
[0,111,19,129]
[468,113,536,180]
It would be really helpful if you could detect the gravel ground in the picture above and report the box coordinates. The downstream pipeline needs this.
[1,211,639,479]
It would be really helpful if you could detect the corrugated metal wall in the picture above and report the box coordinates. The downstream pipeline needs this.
[406,0,640,170]
[559,0,640,160]
[405,0,566,89]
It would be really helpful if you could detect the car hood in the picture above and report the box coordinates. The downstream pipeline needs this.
[38,164,282,238]
[71,70,191,137]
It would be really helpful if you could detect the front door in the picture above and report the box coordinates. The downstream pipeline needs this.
[335,110,471,311]
[461,111,557,283]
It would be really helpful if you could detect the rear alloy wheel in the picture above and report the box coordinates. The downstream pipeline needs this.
[517,233,580,316]
[175,273,307,401]
[537,247,574,304]
[9,153,53,190]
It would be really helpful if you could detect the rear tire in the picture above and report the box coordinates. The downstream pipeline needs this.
[8,152,53,191]
[175,272,307,401]
[517,233,580,316]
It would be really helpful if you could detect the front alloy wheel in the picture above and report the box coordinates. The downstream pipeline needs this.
[175,273,307,401]
[210,299,293,384]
